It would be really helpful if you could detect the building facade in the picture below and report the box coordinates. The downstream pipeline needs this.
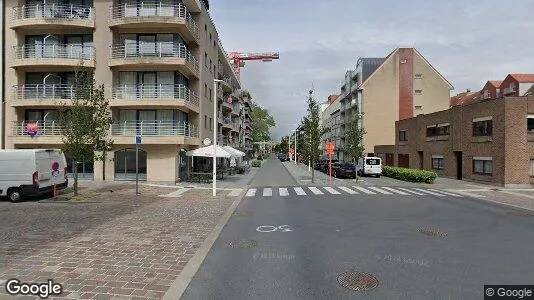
[321,94,342,160]
[394,95,534,187]
[325,48,453,161]
[3,0,249,182]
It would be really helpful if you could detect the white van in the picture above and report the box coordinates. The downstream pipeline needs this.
[357,156,382,177]
[0,149,68,202]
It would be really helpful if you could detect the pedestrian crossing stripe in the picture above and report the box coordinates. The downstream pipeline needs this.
[243,186,464,198]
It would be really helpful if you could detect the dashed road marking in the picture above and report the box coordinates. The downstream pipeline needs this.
[294,187,306,195]
[381,187,410,195]
[338,186,359,194]
[308,187,324,195]
[323,187,341,194]
[263,188,273,197]
[367,186,393,195]
[245,189,256,197]
[413,188,445,196]
[352,186,376,194]
[279,188,289,196]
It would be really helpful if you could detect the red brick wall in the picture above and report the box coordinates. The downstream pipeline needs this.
[504,98,529,184]
[398,48,414,120]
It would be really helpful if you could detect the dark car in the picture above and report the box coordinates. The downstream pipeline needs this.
[331,162,356,178]
[278,153,289,162]
[317,159,339,173]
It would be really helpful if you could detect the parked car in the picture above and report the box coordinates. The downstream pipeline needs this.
[331,162,356,178]
[319,159,339,173]
[0,149,69,202]
[278,153,289,162]
[356,156,382,177]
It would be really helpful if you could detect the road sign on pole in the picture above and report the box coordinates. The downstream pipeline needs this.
[325,142,335,181]
[135,136,141,195]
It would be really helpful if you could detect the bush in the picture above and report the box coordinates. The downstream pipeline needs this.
[251,160,262,167]
[382,166,437,184]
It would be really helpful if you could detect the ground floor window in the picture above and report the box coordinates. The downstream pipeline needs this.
[114,148,147,181]
[473,158,492,175]
[432,157,444,170]
[530,159,534,176]
[66,158,94,179]
[398,154,409,168]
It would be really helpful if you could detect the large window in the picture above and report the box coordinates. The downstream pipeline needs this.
[473,119,493,136]
[473,158,492,175]
[115,149,147,180]
[426,123,450,137]
[399,130,408,141]
[432,156,444,170]
[530,159,534,177]
[528,116,534,132]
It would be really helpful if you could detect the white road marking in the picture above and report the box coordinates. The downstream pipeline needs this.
[294,187,306,195]
[427,189,463,197]
[245,189,256,197]
[352,186,376,194]
[279,188,289,196]
[413,188,445,196]
[338,186,359,194]
[228,189,242,197]
[396,187,426,195]
[308,187,324,195]
[323,187,341,194]
[263,188,273,196]
[367,187,393,194]
[381,187,410,195]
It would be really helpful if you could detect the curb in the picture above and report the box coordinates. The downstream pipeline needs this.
[162,191,246,300]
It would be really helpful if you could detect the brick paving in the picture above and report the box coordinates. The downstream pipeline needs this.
[0,185,235,299]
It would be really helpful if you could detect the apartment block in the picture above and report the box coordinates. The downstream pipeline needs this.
[325,48,453,161]
[3,0,249,182]
[394,95,534,187]
[320,94,342,160]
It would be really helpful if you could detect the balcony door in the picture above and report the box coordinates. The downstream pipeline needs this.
[138,35,156,56]
[138,72,156,98]
[43,35,61,58]
[139,110,157,135]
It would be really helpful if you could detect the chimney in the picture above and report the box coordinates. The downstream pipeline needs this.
[466,89,471,93]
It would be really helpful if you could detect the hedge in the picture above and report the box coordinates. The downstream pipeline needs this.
[382,166,437,184]
[251,160,262,167]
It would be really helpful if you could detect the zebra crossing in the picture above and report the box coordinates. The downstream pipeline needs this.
[243,186,464,198]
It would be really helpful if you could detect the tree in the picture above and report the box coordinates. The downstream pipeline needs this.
[59,69,113,196]
[251,103,276,153]
[345,103,366,181]
[303,89,329,183]
[274,136,290,153]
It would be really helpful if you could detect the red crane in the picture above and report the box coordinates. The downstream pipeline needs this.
[228,52,280,78]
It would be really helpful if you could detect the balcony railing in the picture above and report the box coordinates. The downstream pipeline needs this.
[12,121,65,136]
[12,4,94,21]
[110,121,198,137]
[110,2,198,39]
[13,84,87,100]
[13,44,94,60]
[112,84,198,105]
[110,42,198,71]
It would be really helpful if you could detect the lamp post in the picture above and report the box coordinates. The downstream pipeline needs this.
[213,79,223,197]
[294,127,298,165]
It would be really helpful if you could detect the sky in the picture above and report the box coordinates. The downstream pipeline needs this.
[209,0,534,140]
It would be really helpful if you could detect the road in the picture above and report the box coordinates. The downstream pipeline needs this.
[182,156,534,299]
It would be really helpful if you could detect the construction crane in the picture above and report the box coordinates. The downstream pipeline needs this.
[228,52,280,78]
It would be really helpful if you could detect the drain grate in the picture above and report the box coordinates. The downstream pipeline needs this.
[337,271,379,291]
[233,211,253,217]
[226,239,257,248]
[419,227,447,238]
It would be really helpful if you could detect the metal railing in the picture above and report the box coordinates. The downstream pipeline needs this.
[222,77,232,86]
[110,121,198,137]
[13,44,94,60]
[12,4,94,21]
[112,84,199,105]
[110,42,198,71]
[13,84,87,100]
[12,121,65,136]
[110,2,198,39]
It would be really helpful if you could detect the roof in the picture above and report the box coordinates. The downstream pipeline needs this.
[359,47,453,90]
[509,74,534,83]
[487,80,503,88]
[450,90,481,106]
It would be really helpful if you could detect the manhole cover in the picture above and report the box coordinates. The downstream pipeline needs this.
[226,239,257,248]
[337,271,379,291]
[419,227,447,238]
[233,211,253,217]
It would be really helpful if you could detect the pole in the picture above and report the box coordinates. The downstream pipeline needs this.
[329,153,332,182]
[294,129,297,165]
[135,143,139,195]
[213,80,220,197]
[308,134,311,172]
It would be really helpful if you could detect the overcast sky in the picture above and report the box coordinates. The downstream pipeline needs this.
[209,0,534,140]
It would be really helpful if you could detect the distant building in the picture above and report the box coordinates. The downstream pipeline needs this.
[320,95,342,159]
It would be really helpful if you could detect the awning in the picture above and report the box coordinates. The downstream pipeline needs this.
[186,145,232,158]
[223,146,245,157]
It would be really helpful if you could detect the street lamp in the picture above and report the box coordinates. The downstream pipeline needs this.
[213,79,223,197]
[294,127,299,165]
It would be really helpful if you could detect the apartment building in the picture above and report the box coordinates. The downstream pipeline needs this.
[326,48,453,161]
[320,94,342,160]
[3,0,249,182]
[1,1,4,149]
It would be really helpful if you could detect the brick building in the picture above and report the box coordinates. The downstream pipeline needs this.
[393,95,534,187]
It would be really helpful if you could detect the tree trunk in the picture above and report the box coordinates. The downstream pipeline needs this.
[354,157,358,182]
[311,163,315,183]
[73,161,79,196]
[102,150,106,181]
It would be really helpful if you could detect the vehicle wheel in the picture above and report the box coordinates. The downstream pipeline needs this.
[7,188,23,203]
[377,175,381,178]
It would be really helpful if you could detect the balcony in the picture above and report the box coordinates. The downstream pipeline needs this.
[109,43,198,78]
[244,120,252,129]
[221,77,232,92]
[110,84,199,113]
[9,121,65,144]
[11,4,95,30]
[110,121,200,145]
[11,44,95,69]
[109,2,199,44]
[221,100,233,112]
[10,84,84,107]
[182,0,202,13]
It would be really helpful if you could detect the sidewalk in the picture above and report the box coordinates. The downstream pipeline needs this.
[282,161,360,185]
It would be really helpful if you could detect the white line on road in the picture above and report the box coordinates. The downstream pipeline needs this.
[294,187,306,195]
[413,188,445,196]
[427,189,463,197]
[308,187,324,195]
[395,187,426,195]
[367,187,393,194]
[338,186,359,194]
[245,189,256,197]
[279,188,289,196]
[323,187,341,194]
[352,186,376,194]
[263,188,273,197]
[228,189,242,197]
[381,187,410,195]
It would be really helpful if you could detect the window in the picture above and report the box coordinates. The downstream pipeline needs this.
[209,33,212,42]
[366,158,381,165]
[204,53,208,67]
[204,84,208,99]
[426,125,437,137]
[415,105,422,110]
[209,117,212,131]
[415,73,423,79]
[415,89,422,95]
[432,156,444,170]
[473,119,493,136]
[209,88,212,101]
[399,130,408,141]
[528,115,534,131]
[209,59,212,73]
[473,158,492,175]
[204,115,208,129]
[530,159,534,176]
[426,124,450,137]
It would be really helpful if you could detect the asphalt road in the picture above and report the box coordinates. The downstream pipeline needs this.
[182,157,534,299]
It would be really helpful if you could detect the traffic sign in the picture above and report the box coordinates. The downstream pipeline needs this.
[326,141,335,154]
[289,148,294,155]
[135,136,142,145]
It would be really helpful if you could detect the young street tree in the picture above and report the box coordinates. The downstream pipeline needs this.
[303,89,329,183]
[345,103,366,181]
[250,103,276,154]
[59,69,113,196]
